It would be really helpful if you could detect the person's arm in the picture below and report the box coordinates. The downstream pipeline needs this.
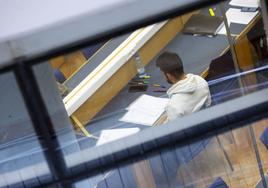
[154,104,184,126]
[205,90,212,107]
[166,104,184,122]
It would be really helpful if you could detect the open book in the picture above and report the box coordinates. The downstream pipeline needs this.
[119,94,169,126]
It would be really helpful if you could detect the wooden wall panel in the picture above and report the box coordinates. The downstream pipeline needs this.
[235,36,255,70]
[235,36,258,88]
[49,56,65,69]
[49,51,87,79]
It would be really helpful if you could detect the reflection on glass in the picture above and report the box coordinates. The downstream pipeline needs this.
[0,71,52,187]
[70,118,268,188]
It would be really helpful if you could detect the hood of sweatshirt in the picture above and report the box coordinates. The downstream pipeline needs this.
[167,74,199,97]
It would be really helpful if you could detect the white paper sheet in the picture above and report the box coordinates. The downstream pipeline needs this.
[120,94,169,126]
[229,0,259,8]
[217,8,258,35]
[226,8,258,25]
[97,128,140,146]
[119,108,164,126]
[127,94,169,114]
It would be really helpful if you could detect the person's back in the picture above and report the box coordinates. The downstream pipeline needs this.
[156,51,211,122]
[166,73,211,121]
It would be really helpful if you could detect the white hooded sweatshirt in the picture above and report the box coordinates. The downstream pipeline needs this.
[166,74,211,122]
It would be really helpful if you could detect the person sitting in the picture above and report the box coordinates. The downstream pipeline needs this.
[156,51,211,122]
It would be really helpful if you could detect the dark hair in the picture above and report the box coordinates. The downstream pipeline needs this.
[156,51,184,79]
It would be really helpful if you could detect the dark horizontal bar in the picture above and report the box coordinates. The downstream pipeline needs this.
[35,88,268,187]
[0,63,15,74]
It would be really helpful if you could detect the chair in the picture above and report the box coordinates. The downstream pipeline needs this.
[54,69,66,84]
[209,177,228,188]
[260,127,268,150]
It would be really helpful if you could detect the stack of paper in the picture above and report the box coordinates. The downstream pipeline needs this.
[119,94,169,126]
[229,0,259,8]
[217,8,258,35]
[225,8,258,25]
[96,128,140,146]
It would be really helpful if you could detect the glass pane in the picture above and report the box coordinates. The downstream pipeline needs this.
[72,118,268,188]
[32,62,84,181]
[3,0,267,187]
[0,71,53,187]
